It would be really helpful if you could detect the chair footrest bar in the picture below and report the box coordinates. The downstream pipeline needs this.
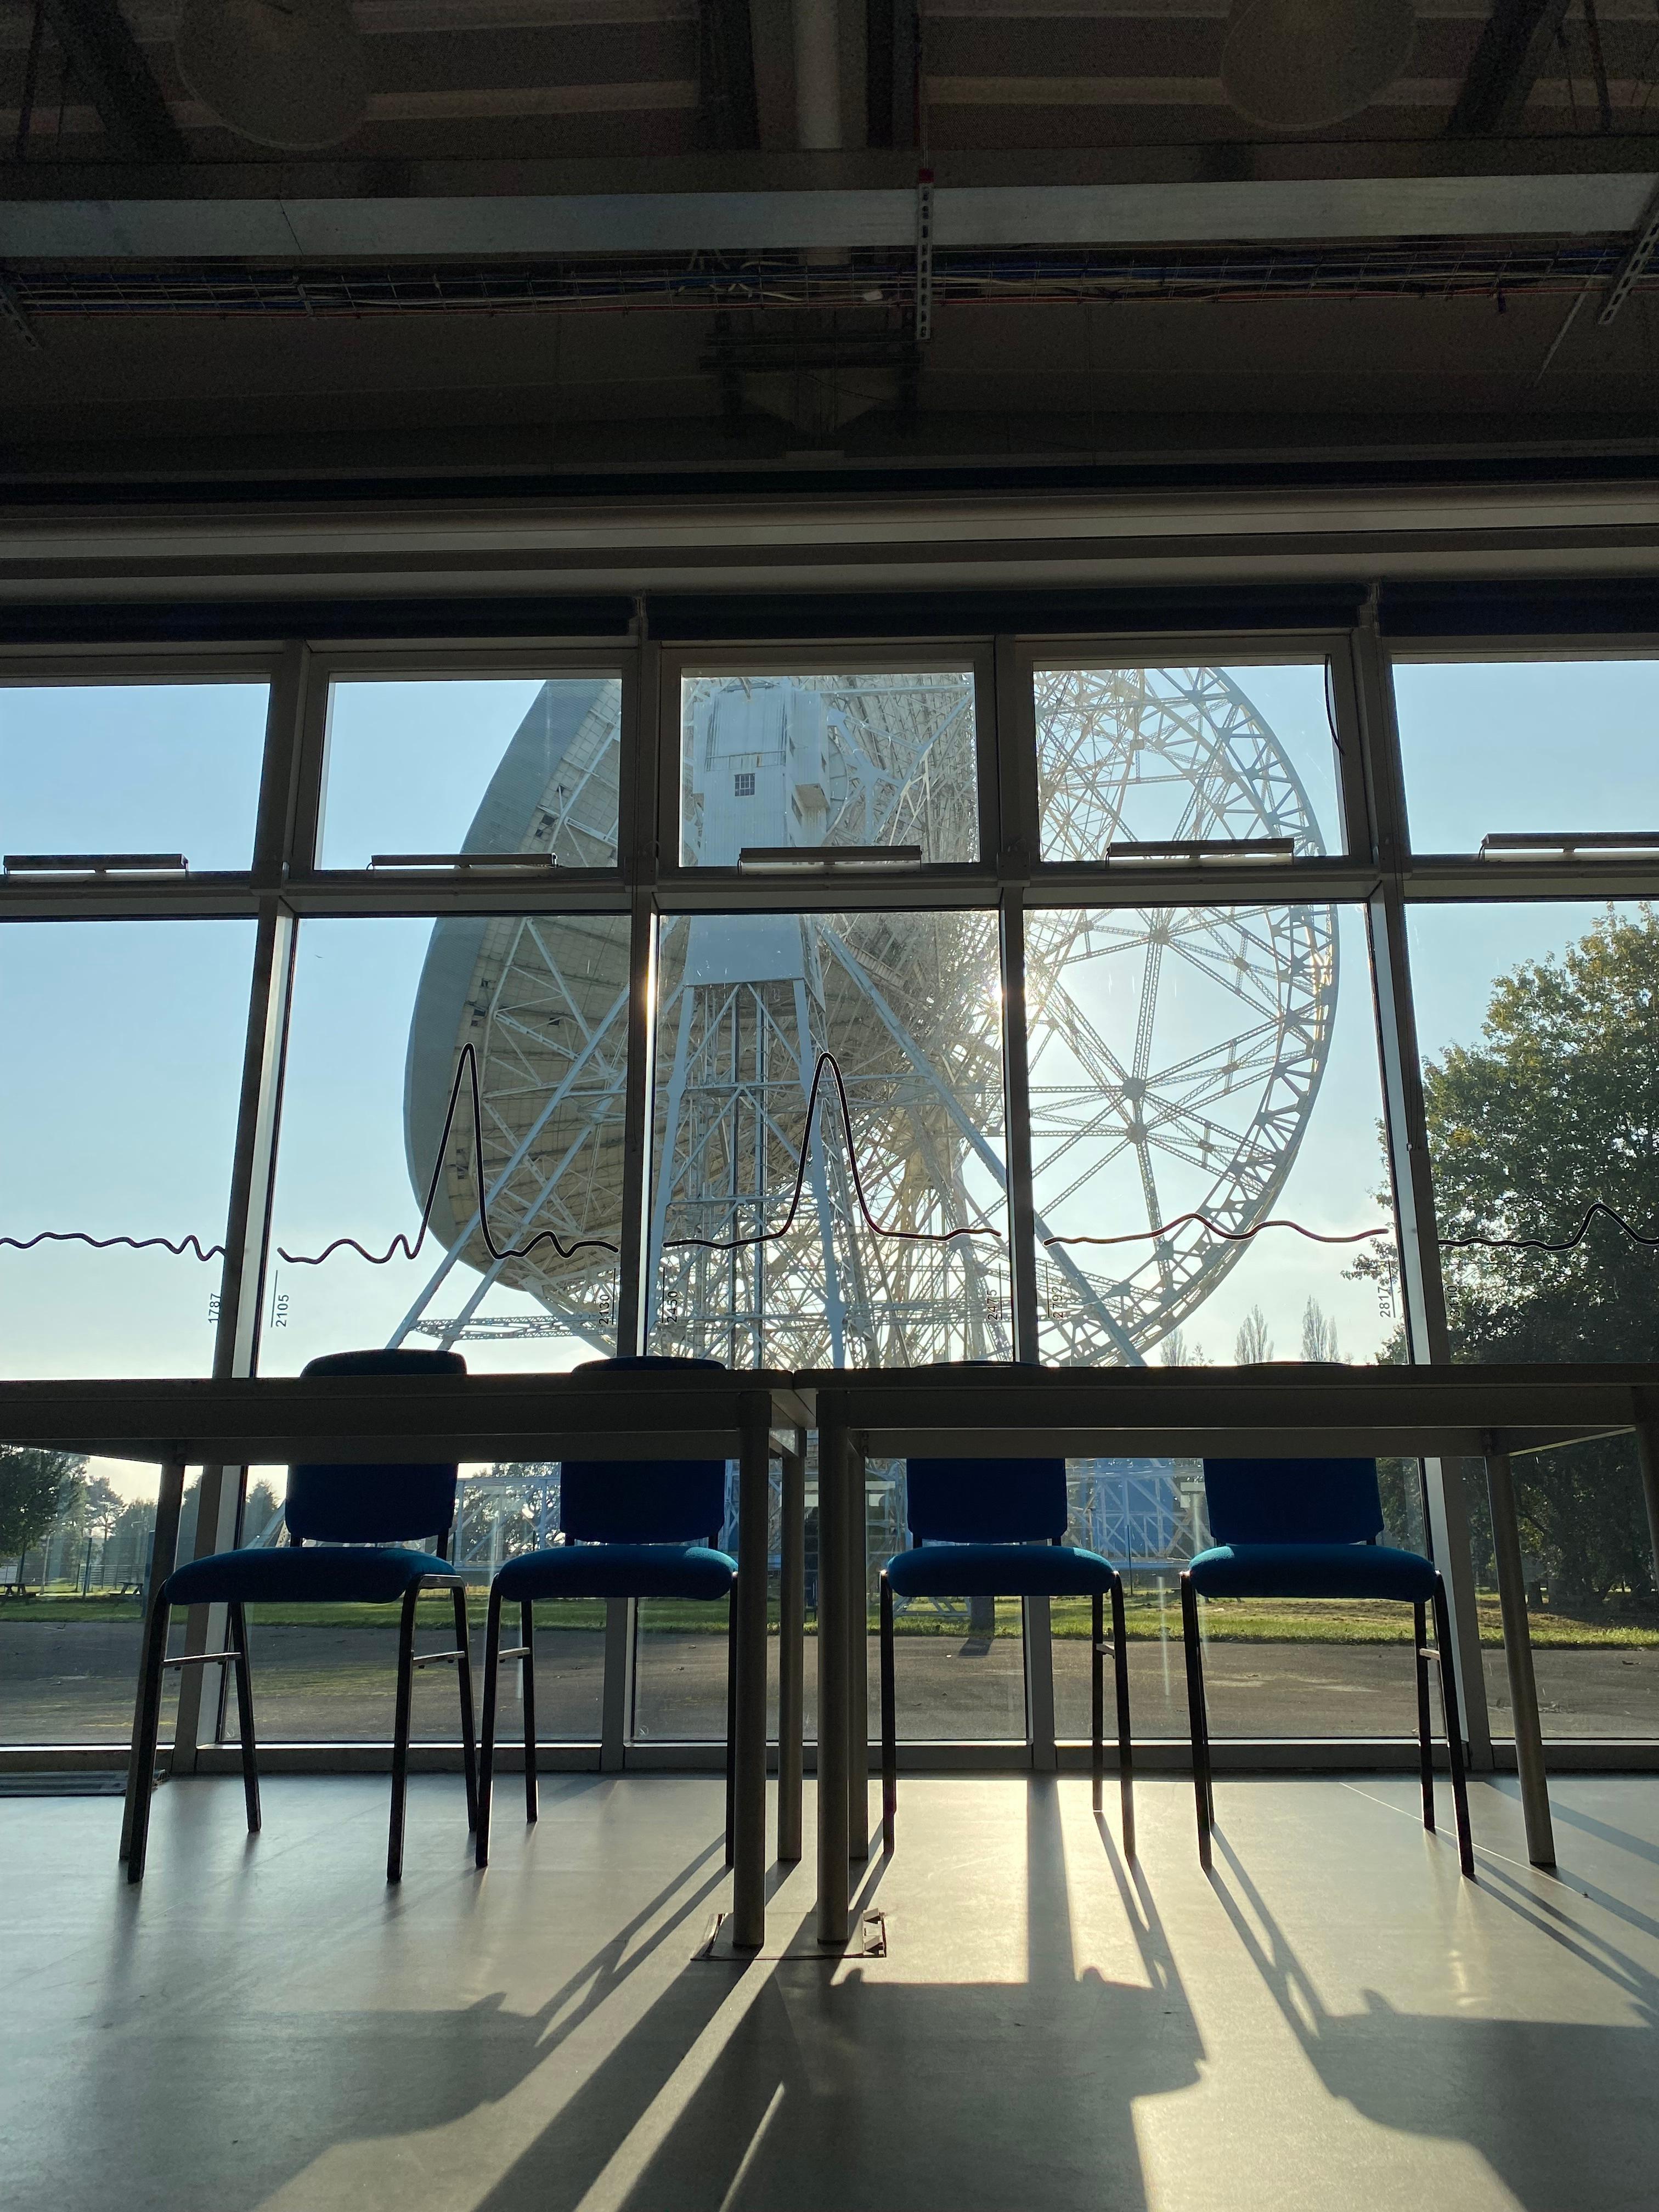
[493,1645,531,1662]
[160,1651,240,1668]
[410,1648,466,1669]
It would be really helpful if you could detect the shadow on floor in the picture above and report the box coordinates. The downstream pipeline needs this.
[470,1780,1204,2212]
[1206,1826,1659,2212]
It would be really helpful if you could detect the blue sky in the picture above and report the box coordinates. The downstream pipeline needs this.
[2,664,1648,1496]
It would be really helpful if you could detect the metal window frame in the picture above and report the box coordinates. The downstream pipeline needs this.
[0,611,1654,1778]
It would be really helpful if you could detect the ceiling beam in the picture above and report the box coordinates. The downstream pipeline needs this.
[1446,0,1573,135]
[3,173,1655,257]
[40,0,188,161]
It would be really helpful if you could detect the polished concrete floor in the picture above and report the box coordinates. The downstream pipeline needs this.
[4,1771,1656,2212]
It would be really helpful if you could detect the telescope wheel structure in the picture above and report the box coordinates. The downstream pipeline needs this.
[397,666,1335,1367]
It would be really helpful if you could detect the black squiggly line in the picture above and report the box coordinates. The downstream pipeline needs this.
[664,1051,1002,1252]
[278,1041,621,1268]
[0,1228,227,1262]
[1438,1198,1659,1256]
[1045,1212,1389,1250]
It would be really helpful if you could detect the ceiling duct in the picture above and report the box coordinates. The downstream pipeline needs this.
[174,0,369,149]
[1221,0,1415,131]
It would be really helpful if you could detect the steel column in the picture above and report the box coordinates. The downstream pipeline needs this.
[1636,1402,1659,1604]
[1349,607,1492,1769]
[732,1391,773,1946]
[777,1426,806,1863]
[816,1392,851,1943]
[1482,1432,1555,1866]
[847,1432,870,1861]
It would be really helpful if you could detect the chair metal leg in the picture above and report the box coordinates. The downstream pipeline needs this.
[724,1582,738,1870]
[1432,1577,1475,1877]
[476,1586,502,1869]
[125,1596,172,1883]
[388,1584,419,1883]
[226,1602,261,1835]
[1414,1598,1435,1832]
[1110,1575,1136,1860]
[521,1600,538,1827]
[450,1584,479,1833]
[1180,1573,1212,1870]
[879,1573,897,1853]
[1091,1589,1104,1814]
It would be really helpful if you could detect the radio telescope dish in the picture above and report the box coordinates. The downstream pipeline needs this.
[397,667,1335,1365]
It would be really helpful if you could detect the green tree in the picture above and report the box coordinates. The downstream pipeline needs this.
[1418,904,1659,1606]
[0,1448,87,1590]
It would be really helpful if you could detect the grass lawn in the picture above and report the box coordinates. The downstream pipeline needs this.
[4,1588,1656,1647]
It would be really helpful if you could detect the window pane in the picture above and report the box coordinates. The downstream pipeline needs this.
[1053,1455,1431,1743]
[223,1463,602,1746]
[265,913,627,1373]
[319,676,621,870]
[1393,659,1659,853]
[0,921,253,1377]
[0,681,267,871]
[1028,904,1397,1367]
[678,670,979,866]
[648,910,1009,1364]
[1035,663,1341,861]
[0,919,250,1746]
[0,1457,181,1747]
[873,1462,1027,1742]
[1410,901,1658,1739]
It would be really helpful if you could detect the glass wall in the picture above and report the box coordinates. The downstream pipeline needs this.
[2,630,1654,1762]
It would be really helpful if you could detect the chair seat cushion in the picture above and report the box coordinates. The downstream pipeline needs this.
[884,1542,1118,1599]
[1187,1542,1437,1601]
[494,1543,737,1602]
[165,1544,456,1606]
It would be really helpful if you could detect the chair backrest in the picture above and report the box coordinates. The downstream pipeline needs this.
[904,1458,1068,1544]
[285,1349,466,1547]
[562,1354,727,1544]
[1200,1457,1383,1548]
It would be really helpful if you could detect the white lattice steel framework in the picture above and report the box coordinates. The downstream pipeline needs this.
[396,665,1334,1367]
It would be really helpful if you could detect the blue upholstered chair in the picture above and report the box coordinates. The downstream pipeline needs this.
[475,1355,737,1867]
[125,1348,478,1885]
[1181,1456,1472,1875]
[879,1456,1135,1855]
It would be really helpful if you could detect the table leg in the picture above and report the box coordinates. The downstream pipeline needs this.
[848,1436,870,1863]
[732,1392,773,1949]
[1636,1415,1659,1613]
[777,1427,806,1865]
[1482,1432,1555,1868]
[816,1395,851,1945]
[120,1449,188,1864]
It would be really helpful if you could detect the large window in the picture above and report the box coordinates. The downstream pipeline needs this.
[2,622,1654,1767]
